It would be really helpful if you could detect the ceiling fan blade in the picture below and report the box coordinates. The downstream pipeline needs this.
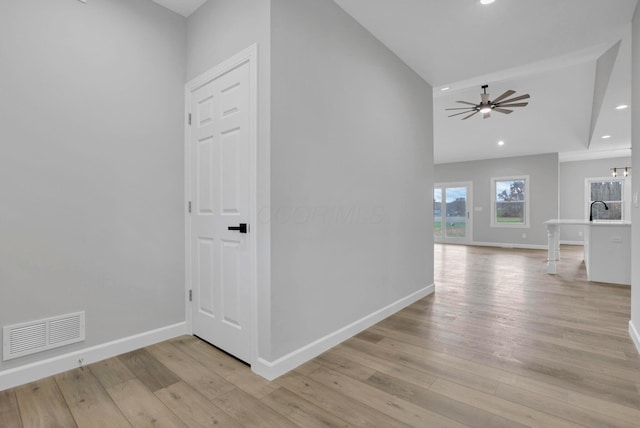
[483,112,491,119]
[491,90,515,104]
[448,110,476,117]
[497,102,528,108]
[497,94,530,104]
[446,107,476,110]
[462,111,479,120]
[457,101,477,106]
[494,108,513,114]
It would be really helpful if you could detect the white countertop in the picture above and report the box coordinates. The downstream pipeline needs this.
[545,219,631,226]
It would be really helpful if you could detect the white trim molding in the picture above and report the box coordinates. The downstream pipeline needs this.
[560,240,584,246]
[470,241,548,250]
[252,284,434,381]
[630,321,640,356]
[0,322,187,392]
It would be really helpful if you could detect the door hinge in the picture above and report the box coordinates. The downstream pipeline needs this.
[188,201,192,213]
[188,113,192,125]
[189,290,192,302]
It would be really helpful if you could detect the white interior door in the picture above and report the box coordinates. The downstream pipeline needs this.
[187,51,254,363]
[434,182,472,243]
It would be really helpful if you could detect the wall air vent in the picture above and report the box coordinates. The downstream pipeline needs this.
[3,311,85,361]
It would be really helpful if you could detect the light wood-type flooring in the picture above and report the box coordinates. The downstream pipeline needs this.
[2,244,639,427]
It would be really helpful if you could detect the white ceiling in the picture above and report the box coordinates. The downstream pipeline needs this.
[334,0,637,163]
[153,0,637,164]
[151,0,207,17]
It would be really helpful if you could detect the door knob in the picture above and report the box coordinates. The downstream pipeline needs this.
[228,223,248,233]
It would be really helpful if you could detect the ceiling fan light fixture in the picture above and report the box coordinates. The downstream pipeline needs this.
[445,85,529,120]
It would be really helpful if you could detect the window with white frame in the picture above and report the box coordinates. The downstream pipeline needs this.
[491,176,529,227]
[585,178,625,221]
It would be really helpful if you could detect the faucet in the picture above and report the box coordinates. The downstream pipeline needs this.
[589,200,609,221]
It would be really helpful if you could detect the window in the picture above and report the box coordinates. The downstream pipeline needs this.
[491,176,529,227]
[586,178,625,221]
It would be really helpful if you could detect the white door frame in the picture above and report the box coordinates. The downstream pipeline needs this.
[434,181,473,244]
[184,44,258,365]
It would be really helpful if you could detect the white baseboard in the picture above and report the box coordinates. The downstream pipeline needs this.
[560,240,584,246]
[252,284,434,381]
[629,321,640,356]
[0,322,187,392]
[470,241,548,250]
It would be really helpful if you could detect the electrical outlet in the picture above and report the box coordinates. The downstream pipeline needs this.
[578,231,583,237]
[522,233,527,239]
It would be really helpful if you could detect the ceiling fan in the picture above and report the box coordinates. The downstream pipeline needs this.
[446,85,530,120]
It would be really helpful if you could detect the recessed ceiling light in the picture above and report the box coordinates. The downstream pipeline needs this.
[480,0,495,4]
[601,135,611,139]
[616,105,628,110]
[497,140,505,146]
[440,87,450,91]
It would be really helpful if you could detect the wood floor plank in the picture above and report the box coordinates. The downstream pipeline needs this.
[567,390,640,425]
[146,341,235,401]
[325,345,438,390]
[15,378,78,428]
[55,367,131,428]
[155,382,243,428]
[261,387,352,428]
[276,372,411,428]
[106,378,186,428]
[365,371,528,428]
[307,366,468,428]
[88,356,136,389]
[373,322,640,407]
[211,388,298,428]
[429,378,585,428]
[0,389,23,428]
[314,351,377,381]
[118,349,180,393]
[175,337,278,399]
[495,382,636,428]
[342,335,500,394]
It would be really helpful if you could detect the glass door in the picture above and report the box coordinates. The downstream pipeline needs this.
[433,182,472,243]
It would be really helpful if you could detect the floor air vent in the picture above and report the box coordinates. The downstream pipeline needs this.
[3,311,85,361]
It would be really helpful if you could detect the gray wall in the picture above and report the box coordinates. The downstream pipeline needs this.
[631,3,640,346]
[186,0,274,367]
[0,0,186,370]
[270,0,434,360]
[559,157,632,242]
[435,153,559,247]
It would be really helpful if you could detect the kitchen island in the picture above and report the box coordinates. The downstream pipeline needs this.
[545,219,631,285]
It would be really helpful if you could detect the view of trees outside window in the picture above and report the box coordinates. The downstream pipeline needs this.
[434,188,442,238]
[588,179,623,220]
[445,187,467,237]
[494,178,526,224]
[434,186,468,239]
